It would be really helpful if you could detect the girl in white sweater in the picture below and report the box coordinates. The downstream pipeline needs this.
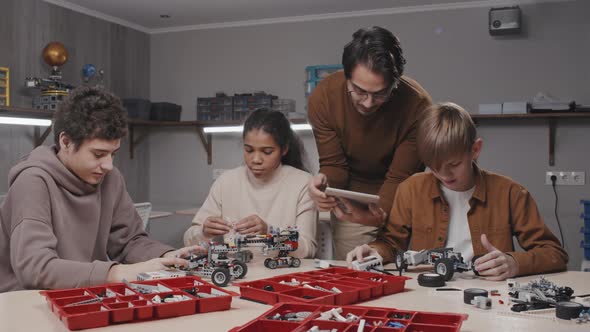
[183,109,317,258]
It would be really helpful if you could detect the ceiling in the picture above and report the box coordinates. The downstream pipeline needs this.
[43,0,569,33]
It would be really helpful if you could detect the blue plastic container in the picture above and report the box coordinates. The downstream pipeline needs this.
[582,241,590,260]
[305,64,343,81]
[581,200,590,217]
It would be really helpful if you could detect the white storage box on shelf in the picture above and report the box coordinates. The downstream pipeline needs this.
[478,103,502,115]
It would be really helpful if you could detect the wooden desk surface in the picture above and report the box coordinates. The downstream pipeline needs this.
[1,259,588,332]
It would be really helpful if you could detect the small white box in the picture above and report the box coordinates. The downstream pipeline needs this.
[478,103,502,115]
[502,102,528,114]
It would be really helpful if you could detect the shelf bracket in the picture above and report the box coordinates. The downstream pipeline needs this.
[129,125,135,159]
[128,125,148,159]
[33,125,52,147]
[196,128,212,164]
[548,119,556,166]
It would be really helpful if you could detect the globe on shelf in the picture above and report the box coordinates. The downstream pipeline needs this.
[42,41,68,68]
[82,63,97,81]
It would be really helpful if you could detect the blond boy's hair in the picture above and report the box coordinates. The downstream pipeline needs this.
[417,102,476,170]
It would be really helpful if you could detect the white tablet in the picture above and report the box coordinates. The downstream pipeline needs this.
[324,187,380,205]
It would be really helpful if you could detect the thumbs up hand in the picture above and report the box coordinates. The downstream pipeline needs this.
[473,234,518,281]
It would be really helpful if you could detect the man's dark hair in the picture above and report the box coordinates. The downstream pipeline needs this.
[342,26,406,88]
[243,108,308,172]
[53,86,128,150]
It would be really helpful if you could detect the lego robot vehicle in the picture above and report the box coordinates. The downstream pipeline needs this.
[395,247,479,281]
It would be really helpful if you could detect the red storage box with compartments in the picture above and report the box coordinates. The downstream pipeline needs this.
[230,302,468,332]
[39,276,237,330]
[236,267,410,306]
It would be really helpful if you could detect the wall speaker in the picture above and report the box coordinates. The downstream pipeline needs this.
[489,6,521,36]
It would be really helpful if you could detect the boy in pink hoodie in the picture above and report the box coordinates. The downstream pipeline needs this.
[0,87,201,292]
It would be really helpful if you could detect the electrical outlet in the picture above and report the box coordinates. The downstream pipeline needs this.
[545,171,585,185]
[212,169,227,180]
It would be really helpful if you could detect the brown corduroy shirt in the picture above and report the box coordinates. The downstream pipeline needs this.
[370,165,568,277]
[308,71,432,213]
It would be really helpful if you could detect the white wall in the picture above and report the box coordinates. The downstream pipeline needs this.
[150,0,590,268]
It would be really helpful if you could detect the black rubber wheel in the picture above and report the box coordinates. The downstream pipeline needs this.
[243,250,254,263]
[232,260,248,279]
[471,254,483,276]
[267,259,278,269]
[264,258,272,268]
[417,273,446,287]
[463,288,488,304]
[395,252,408,276]
[211,268,231,287]
[291,258,301,268]
[555,301,584,320]
[435,258,455,281]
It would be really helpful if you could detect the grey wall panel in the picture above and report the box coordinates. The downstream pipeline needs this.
[0,0,150,201]
[150,0,589,268]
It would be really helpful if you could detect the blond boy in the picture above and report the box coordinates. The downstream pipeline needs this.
[347,102,567,280]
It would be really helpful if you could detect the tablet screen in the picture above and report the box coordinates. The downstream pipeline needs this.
[324,187,379,205]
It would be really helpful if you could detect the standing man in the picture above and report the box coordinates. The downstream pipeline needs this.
[308,26,432,259]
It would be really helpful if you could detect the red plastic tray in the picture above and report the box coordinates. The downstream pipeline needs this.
[40,276,238,330]
[230,302,468,332]
[236,267,410,306]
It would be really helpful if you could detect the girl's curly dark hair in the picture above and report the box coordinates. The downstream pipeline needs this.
[243,108,308,172]
[53,86,128,150]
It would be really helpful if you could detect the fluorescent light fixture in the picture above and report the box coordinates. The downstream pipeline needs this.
[203,123,312,134]
[291,123,312,131]
[203,125,243,133]
[0,117,52,127]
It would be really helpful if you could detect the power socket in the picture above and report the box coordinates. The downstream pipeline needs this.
[545,171,585,185]
[212,169,227,180]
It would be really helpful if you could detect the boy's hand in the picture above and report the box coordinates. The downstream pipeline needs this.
[107,245,206,282]
[345,244,382,267]
[107,257,189,283]
[308,174,338,211]
[162,245,206,259]
[333,199,386,227]
[474,234,518,281]
[235,215,267,235]
[202,216,231,238]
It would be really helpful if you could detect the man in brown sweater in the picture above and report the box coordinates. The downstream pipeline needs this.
[0,87,201,292]
[308,26,432,258]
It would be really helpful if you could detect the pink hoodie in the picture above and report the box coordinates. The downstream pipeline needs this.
[0,145,173,292]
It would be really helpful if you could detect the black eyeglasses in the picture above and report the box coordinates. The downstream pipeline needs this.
[347,80,397,103]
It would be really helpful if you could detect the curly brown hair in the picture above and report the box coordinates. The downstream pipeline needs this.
[53,86,128,150]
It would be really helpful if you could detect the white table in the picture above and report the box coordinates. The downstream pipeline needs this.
[1,259,588,332]
[149,211,173,219]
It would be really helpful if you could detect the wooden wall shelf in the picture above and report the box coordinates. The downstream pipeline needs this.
[0,106,53,146]
[470,111,590,166]
[127,118,308,164]
[3,105,589,166]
